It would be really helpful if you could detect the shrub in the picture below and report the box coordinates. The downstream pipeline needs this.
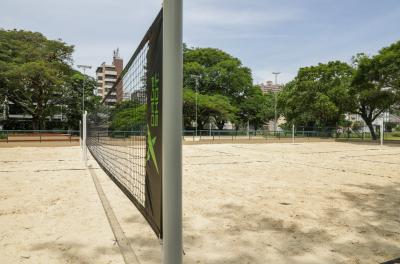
[392,132,400,137]
[0,132,7,140]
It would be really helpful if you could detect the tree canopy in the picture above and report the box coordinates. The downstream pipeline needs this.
[0,29,98,130]
[278,40,400,139]
[278,61,354,129]
[183,47,272,130]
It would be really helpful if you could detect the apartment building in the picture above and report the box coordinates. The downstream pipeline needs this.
[259,80,282,94]
[96,50,123,106]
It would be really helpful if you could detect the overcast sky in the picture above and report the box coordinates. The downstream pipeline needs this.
[1,0,400,84]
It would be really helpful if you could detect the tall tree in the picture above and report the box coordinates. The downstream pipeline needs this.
[183,47,253,128]
[278,61,354,129]
[350,45,400,139]
[0,29,73,129]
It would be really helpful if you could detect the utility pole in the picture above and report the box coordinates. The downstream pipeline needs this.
[77,65,92,114]
[272,72,280,133]
[190,75,200,137]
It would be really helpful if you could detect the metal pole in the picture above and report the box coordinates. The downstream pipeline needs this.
[79,120,82,148]
[381,118,384,146]
[163,0,183,263]
[195,78,198,138]
[292,124,295,143]
[83,111,87,166]
[247,120,249,137]
[82,73,85,114]
[77,65,92,114]
[272,72,280,134]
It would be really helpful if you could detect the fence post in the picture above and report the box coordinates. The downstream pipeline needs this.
[6,131,8,143]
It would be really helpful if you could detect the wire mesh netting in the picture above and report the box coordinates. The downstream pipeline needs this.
[86,9,163,237]
[87,44,149,207]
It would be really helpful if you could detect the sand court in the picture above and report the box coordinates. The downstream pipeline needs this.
[0,142,399,263]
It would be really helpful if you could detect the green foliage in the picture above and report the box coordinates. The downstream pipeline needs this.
[237,86,275,129]
[352,121,364,131]
[0,29,74,129]
[278,61,353,128]
[109,104,146,131]
[0,132,6,139]
[183,47,254,129]
[392,132,400,137]
[61,72,100,129]
[350,45,400,139]
[183,88,237,129]
[0,29,100,130]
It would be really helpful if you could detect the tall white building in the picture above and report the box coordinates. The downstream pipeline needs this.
[96,50,123,106]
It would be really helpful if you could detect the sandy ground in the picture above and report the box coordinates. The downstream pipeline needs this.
[1,142,400,263]
[0,147,124,264]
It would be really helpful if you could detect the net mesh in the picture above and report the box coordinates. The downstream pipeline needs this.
[86,9,163,237]
[87,43,149,208]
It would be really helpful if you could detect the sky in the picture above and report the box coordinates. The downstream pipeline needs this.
[1,0,400,84]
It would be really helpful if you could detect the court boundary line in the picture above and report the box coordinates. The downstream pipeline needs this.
[88,166,141,264]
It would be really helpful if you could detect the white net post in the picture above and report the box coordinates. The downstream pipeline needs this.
[83,111,87,166]
[79,120,82,148]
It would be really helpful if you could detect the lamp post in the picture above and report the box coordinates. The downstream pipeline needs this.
[272,72,280,133]
[77,65,92,114]
[190,75,200,137]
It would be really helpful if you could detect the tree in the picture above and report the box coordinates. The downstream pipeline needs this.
[0,29,74,129]
[278,61,354,129]
[183,47,253,128]
[61,72,100,130]
[237,86,275,130]
[183,88,237,130]
[350,53,399,139]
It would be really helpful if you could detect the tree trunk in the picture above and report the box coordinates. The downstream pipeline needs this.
[217,121,224,130]
[364,118,377,140]
[32,116,39,130]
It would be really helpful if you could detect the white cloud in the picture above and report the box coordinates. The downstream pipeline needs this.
[184,1,304,29]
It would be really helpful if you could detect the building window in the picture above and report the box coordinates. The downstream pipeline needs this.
[105,74,116,79]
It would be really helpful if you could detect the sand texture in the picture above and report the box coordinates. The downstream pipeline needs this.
[0,142,399,263]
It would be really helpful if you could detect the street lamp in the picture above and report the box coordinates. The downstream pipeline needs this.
[190,74,200,137]
[272,72,280,133]
[77,65,92,114]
